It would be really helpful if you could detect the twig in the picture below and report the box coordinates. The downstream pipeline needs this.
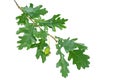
[48,34,57,42]
[14,0,21,10]
[14,0,57,42]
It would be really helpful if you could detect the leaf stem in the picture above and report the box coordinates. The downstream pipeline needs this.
[14,0,58,42]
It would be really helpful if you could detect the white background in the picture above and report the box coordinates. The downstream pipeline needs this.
[0,0,120,80]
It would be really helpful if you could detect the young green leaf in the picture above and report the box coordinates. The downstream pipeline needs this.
[35,39,48,63]
[17,23,36,50]
[56,39,69,77]
[68,43,90,69]
[22,3,48,18]
[47,14,68,31]
[38,14,68,31]
[56,55,69,78]
[36,47,46,63]
[16,13,28,25]
[63,38,77,53]
[56,37,77,53]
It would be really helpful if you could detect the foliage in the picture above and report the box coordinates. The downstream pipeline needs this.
[15,0,90,78]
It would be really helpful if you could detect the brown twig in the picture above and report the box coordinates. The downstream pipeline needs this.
[48,34,57,42]
[14,0,57,42]
[14,0,21,10]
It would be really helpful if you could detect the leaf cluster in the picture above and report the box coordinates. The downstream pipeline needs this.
[15,2,90,78]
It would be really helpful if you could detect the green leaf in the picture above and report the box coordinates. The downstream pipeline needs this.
[56,37,77,53]
[17,34,36,50]
[17,23,36,50]
[30,43,38,48]
[68,44,90,69]
[63,38,77,53]
[22,3,48,18]
[34,29,47,40]
[56,54,69,78]
[36,46,46,63]
[56,37,90,72]
[56,39,69,77]
[16,22,36,34]
[39,14,68,31]
[16,13,28,25]
[35,39,48,63]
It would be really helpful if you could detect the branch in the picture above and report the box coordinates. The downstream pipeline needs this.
[14,0,57,42]
[14,0,21,10]
[48,34,57,42]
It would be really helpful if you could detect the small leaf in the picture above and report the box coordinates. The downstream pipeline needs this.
[56,55,69,78]
[17,34,36,50]
[16,13,28,25]
[38,14,68,31]
[16,22,37,50]
[56,40,69,77]
[63,38,77,53]
[56,37,78,53]
[35,39,48,63]
[36,46,46,63]
[22,4,48,18]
